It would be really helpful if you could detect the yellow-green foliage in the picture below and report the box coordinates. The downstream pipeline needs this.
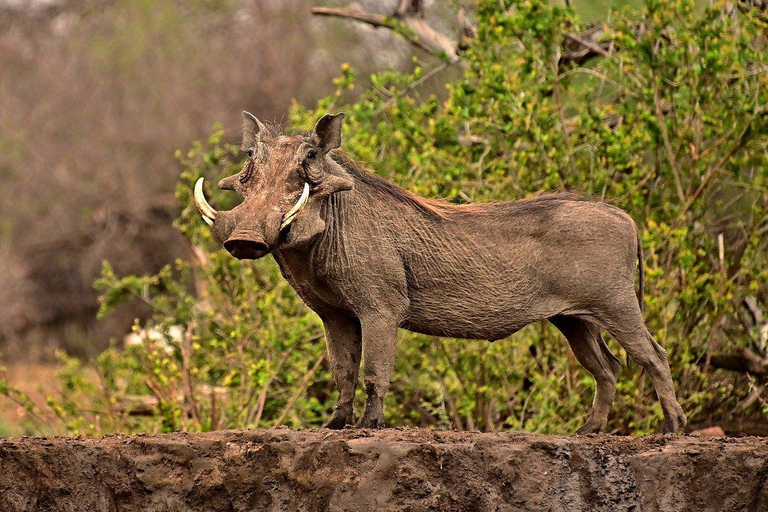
[44,0,767,435]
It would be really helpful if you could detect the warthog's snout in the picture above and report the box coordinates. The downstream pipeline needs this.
[223,234,269,260]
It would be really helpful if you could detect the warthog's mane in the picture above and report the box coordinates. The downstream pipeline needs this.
[330,150,595,220]
[329,151,452,219]
[273,123,595,220]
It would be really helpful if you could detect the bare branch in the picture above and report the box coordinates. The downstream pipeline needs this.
[708,347,768,377]
[273,353,326,427]
[563,30,609,58]
[404,16,462,62]
[312,3,462,64]
[559,26,615,68]
[744,296,764,326]
[653,76,687,204]
[311,7,391,29]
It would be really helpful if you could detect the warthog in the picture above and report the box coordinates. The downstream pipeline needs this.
[194,112,686,433]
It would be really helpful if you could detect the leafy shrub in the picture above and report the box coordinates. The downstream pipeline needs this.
[36,0,768,435]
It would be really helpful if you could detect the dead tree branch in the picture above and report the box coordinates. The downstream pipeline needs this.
[312,2,462,64]
[709,347,768,376]
[560,27,612,67]
[699,298,768,399]
[311,7,391,30]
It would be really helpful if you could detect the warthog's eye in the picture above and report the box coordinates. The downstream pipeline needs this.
[305,148,317,161]
[247,149,253,158]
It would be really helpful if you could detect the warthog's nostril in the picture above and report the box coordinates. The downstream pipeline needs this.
[223,239,269,260]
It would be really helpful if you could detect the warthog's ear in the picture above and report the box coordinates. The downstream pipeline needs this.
[313,113,344,153]
[242,111,266,149]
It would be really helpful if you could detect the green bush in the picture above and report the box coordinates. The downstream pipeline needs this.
[42,0,767,435]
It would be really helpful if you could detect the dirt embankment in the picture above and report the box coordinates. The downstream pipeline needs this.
[0,429,766,512]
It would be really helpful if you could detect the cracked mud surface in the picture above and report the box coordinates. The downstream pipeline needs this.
[1,429,766,511]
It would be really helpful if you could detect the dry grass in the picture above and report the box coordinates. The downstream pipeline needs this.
[0,362,60,436]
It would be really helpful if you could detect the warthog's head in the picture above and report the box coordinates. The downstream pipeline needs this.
[194,112,353,259]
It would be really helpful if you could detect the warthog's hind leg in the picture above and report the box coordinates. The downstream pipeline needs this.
[551,315,621,434]
[597,300,687,433]
[625,328,687,433]
[323,315,362,429]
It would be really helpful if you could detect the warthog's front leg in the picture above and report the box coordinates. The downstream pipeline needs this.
[323,315,362,429]
[357,315,399,429]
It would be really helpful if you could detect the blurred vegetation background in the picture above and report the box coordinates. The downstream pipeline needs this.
[0,0,412,361]
[1,0,766,437]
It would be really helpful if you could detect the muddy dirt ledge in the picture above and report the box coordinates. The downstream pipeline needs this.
[1,429,766,512]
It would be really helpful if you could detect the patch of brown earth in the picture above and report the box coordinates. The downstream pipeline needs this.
[0,429,766,511]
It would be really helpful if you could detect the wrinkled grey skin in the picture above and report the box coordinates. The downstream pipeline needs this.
[198,112,687,433]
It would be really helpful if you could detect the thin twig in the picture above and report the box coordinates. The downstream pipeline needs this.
[181,326,201,425]
[553,57,577,179]
[374,61,452,115]
[273,353,326,427]
[247,350,290,427]
[563,32,611,57]
[652,76,686,203]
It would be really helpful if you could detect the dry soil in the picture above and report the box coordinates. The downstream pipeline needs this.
[1,428,766,512]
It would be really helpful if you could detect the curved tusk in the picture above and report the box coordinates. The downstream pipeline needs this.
[281,182,310,230]
[194,178,218,224]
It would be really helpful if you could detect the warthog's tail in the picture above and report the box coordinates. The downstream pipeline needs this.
[625,226,646,369]
[636,228,645,311]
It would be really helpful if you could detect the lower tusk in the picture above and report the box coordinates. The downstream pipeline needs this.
[281,182,310,230]
[194,178,218,225]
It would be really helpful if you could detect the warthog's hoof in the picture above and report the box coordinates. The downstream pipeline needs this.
[660,407,687,434]
[325,408,354,429]
[357,414,385,429]
[576,419,606,435]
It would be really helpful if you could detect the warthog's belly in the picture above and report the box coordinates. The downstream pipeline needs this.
[401,296,559,341]
[401,318,526,341]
